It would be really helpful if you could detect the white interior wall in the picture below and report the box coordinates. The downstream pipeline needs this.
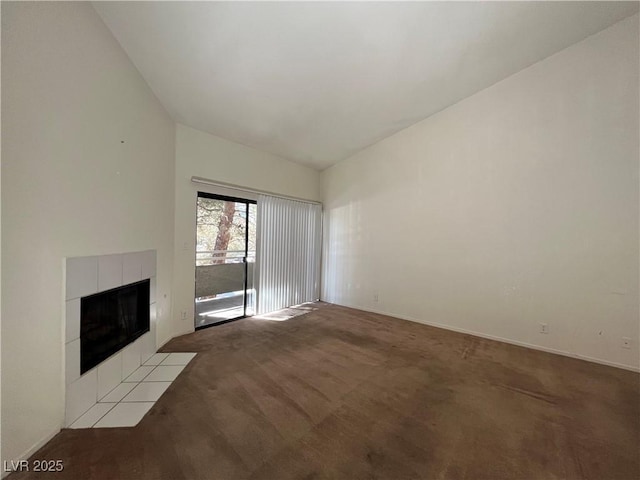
[322,15,639,370]
[1,2,175,464]
[173,123,320,335]
[2,1,637,469]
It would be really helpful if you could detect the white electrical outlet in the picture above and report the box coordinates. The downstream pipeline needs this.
[181,310,187,320]
[539,323,549,334]
[622,337,632,349]
[373,293,379,303]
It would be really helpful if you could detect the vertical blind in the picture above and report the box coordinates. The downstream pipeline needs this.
[256,195,322,314]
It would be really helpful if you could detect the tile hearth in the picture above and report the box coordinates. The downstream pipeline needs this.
[69,352,196,429]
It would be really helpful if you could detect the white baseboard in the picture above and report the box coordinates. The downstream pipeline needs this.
[2,427,60,479]
[328,301,640,373]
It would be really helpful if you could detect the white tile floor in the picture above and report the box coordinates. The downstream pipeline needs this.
[69,352,197,429]
[143,353,170,366]
[99,382,136,403]
[123,382,171,402]
[94,402,155,428]
[143,365,187,382]
[123,365,155,382]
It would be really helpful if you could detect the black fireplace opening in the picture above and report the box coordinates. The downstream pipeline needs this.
[80,279,150,374]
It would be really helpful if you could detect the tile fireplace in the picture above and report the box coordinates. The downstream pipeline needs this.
[64,250,157,427]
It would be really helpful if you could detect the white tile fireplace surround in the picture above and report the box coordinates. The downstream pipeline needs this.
[65,250,164,427]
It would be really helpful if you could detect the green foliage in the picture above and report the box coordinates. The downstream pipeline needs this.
[196,198,256,263]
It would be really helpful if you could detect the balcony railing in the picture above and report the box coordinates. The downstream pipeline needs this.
[196,250,256,266]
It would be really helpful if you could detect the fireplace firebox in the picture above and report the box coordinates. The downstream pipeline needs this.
[80,279,150,374]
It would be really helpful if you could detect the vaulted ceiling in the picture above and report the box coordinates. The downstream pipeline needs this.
[93,2,638,170]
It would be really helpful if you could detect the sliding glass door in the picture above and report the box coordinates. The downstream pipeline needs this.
[195,192,256,328]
